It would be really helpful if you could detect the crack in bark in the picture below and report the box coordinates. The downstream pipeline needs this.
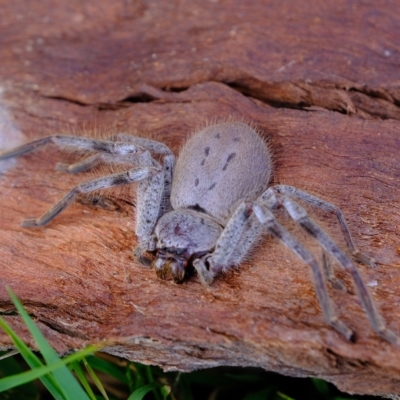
[42,95,90,107]
[36,317,90,340]
[42,78,400,121]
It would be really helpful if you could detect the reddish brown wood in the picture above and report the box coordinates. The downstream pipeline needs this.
[0,0,400,395]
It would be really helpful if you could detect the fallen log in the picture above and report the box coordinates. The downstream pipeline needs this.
[0,0,399,396]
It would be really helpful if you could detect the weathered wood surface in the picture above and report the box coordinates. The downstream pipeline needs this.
[0,0,400,395]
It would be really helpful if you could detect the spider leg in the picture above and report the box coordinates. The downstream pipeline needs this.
[47,134,176,227]
[271,185,377,268]
[193,201,254,284]
[55,154,104,173]
[54,150,174,265]
[209,202,263,273]
[252,203,354,341]
[0,135,143,160]
[0,134,174,262]
[322,251,347,292]
[226,214,264,266]
[107,134,173,155]
[21,166,158,227]
[56,135,174,174]
[157,153,175,218]
[134,152,174,264]
[193,200,353,340]
[133,170,169,266]
[279,194,398,344]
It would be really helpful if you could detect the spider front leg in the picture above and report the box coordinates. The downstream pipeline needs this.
[57,148,175,254]
[55,154,104,173]
[21,166,159,227]
[47,134,176,253]
[227,214,264,265]
[277,193,398,344]
[55,135,174,174]
[0,134,174,259]
[134,152,175,265]
[0,135,143,161]
[193,202,259,284]
[193,202,251,284]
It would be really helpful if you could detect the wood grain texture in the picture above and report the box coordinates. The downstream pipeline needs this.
[0,0,400,395]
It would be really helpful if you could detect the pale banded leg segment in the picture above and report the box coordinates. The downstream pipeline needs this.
[21,167,157,227]
[134,151,169,263]
[209,202,254,272]
[252,203,354,340]
[322,252,347,292]
[55,154,104,174]
[227,214,264,266]
[108,134,174,155]
[273,185,376,268]
[279,194,398,344]
[134,153,175,265]
[0,135,143,160]
[56,135,174,174]
[193,202,254,284]
[0,133,176,263]
[55,149,175,223]
[55,151,160,175]
[159,154,175,216]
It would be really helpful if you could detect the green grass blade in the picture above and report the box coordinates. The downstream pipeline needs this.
[0,349,19,360]
[172,373,193,400]
[0,352,39,399]
[128,382,161,400]
[160,384,171,399]
[312,377,330,396]
[276,392,295,400]
[132,363,147,391]
[0,317,65,399]
[86,355,129,384]
[145,365,162,400]
[7,287,93,400]
[242,388,274,400]
[126,361,136,392]
[71,361,97,400]
[0,345,96,393]
[83,357,109,400]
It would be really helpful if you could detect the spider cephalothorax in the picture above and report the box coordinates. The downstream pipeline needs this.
[152,208,223,282]
[0,121,397,344]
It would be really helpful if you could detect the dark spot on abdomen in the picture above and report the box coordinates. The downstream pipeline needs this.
[208,182,216,190]
[222,152,237,171]
[195,178,199,186]
[215,133,221,139]
[233,137,240,142]
[204,147,210,156]
[186,204,206,213]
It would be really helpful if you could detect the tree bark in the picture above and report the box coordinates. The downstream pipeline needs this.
[0,0,399,396]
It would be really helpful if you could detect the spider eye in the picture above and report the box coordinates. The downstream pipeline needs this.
[156,249,169,260]
[174,249,184,256]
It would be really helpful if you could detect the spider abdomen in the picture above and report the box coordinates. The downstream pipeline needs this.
[171,122,273,225]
